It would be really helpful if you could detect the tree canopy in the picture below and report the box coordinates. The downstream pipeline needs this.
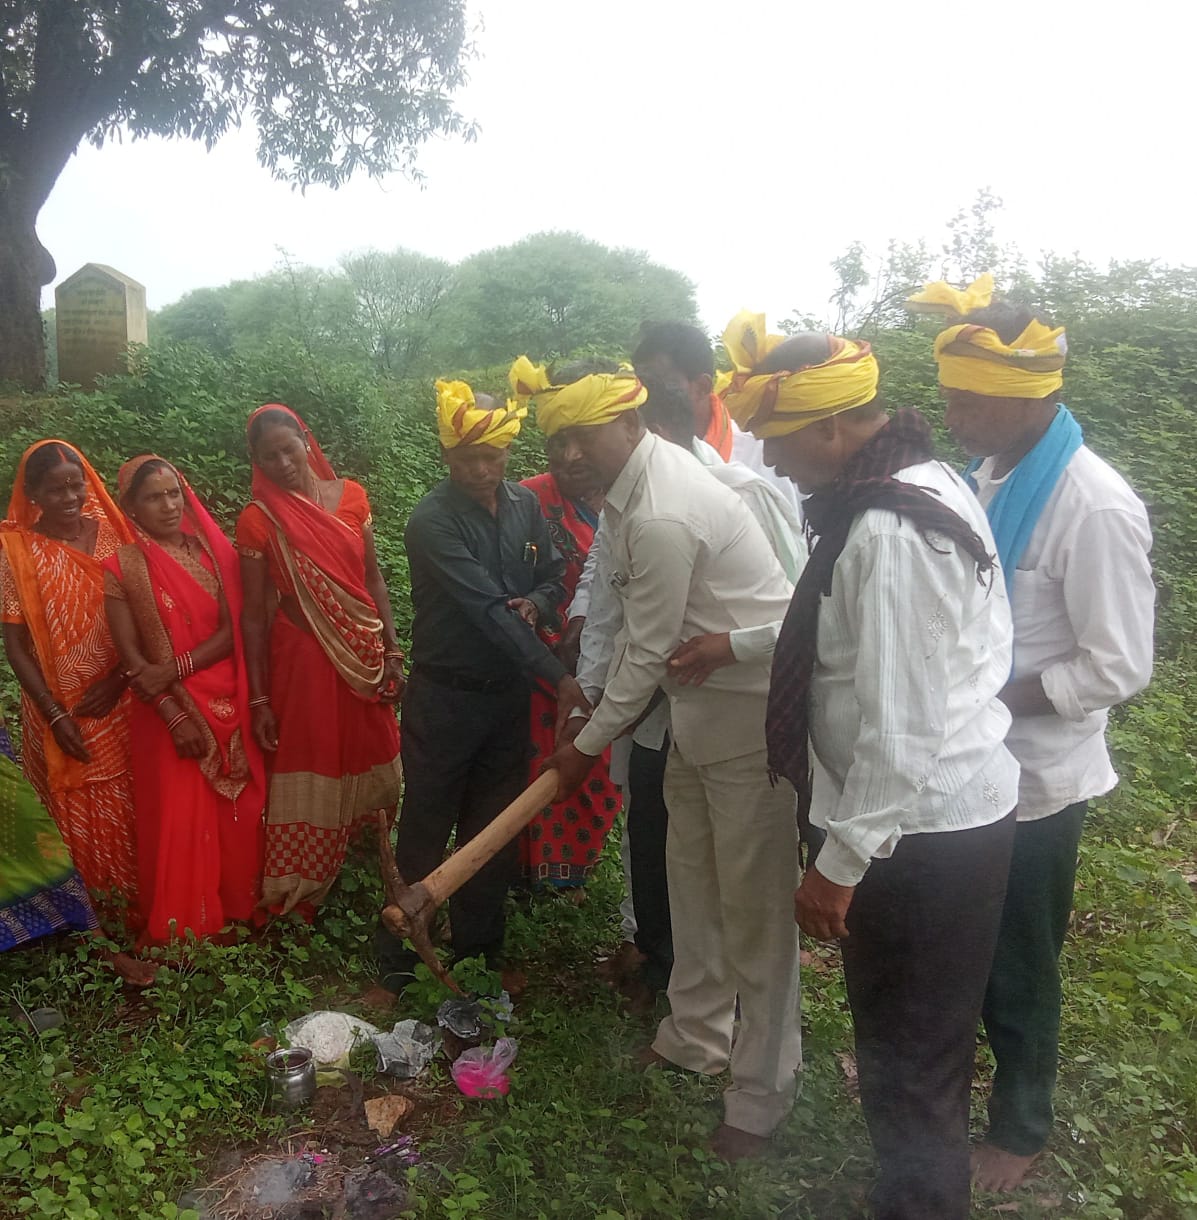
[0,0,476,388]
[440,231,699,368]
[152,231,701,378]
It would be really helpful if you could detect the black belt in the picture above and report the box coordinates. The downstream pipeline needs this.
[410,663,520,694]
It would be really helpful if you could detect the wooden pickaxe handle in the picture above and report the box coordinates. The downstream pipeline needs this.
[421,769,559,906]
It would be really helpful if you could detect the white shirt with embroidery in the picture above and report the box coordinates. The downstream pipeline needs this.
[809,459,1020,887]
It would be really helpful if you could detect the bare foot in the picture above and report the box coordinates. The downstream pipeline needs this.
[637,1045,667,1071]
[972,1142,1039,1192]
[709,1123,770,1162]
[616,977,657,1017]
[360,984,399,1012]
[107,951,157,988]
[500,968,528,997]
[598,941,648,984]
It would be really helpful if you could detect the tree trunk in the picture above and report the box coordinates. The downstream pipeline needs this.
[0,182,56,391]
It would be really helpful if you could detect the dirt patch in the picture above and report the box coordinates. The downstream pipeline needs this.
[186,1072,436,1219]
[193,1148,409,1219]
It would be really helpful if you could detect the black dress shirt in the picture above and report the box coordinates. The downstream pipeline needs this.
[405,478,567,686]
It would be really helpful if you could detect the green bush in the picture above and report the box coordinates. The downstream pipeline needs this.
[0,273,1195,1217]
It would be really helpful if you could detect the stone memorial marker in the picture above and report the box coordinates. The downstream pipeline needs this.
[54,263,148,390]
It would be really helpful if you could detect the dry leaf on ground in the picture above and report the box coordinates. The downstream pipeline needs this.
[836,1051,860,1102]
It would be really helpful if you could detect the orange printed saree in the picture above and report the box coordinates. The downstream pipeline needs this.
[0,441,137,912]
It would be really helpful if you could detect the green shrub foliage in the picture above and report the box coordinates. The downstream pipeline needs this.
[0,245,1195,1218]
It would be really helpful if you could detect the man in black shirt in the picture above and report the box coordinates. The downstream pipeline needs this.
[367,381,583,1005]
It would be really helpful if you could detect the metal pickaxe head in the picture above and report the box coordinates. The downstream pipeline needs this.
[376,771,560,996]
[377,811,461,994]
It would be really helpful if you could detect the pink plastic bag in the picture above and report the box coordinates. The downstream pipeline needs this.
[450,1037,518,1098]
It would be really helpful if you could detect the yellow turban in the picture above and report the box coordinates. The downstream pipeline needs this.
[905,272,996,319]
[907,273,1067,398]
[508,356,647,439]
[435,379,526,449]
[719,311,880,439]
[933,321,1067,398]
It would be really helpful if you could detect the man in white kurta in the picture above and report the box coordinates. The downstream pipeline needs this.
[528,366,801,1160]
[719,317,1019,1220]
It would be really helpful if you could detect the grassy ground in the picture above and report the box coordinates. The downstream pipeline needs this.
[1,717,1195,1220]
[2,278,1195,1219]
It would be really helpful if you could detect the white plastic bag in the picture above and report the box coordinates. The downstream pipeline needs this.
[283,1011,379,1067]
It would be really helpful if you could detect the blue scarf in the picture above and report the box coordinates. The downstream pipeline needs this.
[964,405,1083,594]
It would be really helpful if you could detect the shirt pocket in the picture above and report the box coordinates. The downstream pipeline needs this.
[1009,566,1067,657]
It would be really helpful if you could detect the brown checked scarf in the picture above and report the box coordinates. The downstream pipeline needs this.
[766,409,995,803]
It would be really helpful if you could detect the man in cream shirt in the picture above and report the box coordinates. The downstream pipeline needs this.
[573,380,805,1008]
[516,359,801,1161]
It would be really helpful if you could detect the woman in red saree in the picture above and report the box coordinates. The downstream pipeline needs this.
[103,456,265,944]
[236,405,403,917]
[0,441,139,923]
[520,437,622,888]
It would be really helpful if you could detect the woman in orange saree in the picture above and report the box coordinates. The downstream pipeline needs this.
[103,456,266,944]
[236,405,403,918]
[0,441,138,923]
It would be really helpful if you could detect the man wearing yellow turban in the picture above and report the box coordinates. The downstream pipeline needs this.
[509,355,647,439]
[916,283,1156,1193]
[537,363,802,1162]
[725,310,1026,1219]
[720,313,881,469]
[435,378,527,452]
[370,379,588,1006]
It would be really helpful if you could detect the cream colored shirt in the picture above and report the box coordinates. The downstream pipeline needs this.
[574,431,794,767]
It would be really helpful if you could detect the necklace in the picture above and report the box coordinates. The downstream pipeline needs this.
[41,519,87,544]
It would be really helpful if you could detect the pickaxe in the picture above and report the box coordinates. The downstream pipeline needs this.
[377,769,559,994]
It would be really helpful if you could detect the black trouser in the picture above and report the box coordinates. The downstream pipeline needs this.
[627,736,673,993]
[375,670,529,991]
[982,802,1087,1156]
[834,812,1016,1220]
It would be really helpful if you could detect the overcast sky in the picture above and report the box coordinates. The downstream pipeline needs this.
[37,0,1196,335]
